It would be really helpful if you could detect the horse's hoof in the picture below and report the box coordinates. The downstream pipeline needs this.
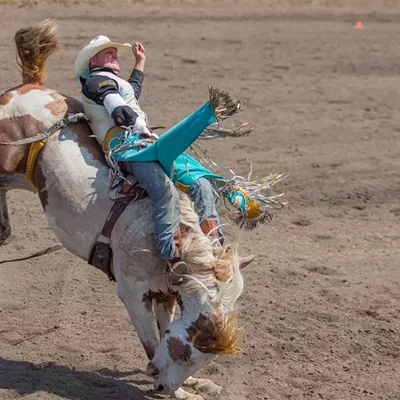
[0,228,11,246]
[172,387,204,400]
[183,377,223,394]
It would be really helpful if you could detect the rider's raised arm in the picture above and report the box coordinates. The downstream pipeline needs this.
[127,69,144,100]
[128,42,146,100]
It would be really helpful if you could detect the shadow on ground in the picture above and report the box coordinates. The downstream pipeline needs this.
[0,357,162,400]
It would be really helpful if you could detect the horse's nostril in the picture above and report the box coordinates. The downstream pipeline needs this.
[146,362,159,377]
[156,384,164,392]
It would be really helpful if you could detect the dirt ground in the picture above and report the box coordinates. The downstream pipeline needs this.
[0,3,399,400]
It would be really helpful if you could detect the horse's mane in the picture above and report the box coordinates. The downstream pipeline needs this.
[179,192,242,307]
[178,192,243,354]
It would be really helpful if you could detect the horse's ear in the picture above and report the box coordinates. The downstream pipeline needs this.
[239,254,255,270]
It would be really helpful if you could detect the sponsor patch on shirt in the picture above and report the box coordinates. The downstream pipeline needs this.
[98,80,116,88]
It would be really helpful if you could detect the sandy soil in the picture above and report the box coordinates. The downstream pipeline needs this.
[0,3,399,400]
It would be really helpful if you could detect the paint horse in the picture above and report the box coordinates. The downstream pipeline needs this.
[0,20,253,399]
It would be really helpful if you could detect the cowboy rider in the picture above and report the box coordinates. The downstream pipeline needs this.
[74,36,222,270]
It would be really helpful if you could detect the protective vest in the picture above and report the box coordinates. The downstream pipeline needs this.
[81,71,147,144]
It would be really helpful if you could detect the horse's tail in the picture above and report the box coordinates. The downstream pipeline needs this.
[15,19,60,85]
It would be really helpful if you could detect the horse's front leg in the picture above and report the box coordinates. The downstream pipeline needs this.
[182,377,223,395]
[172,388,204,400]
[118,284,207,400]
[115,275,160,361]
[0,184,11,245]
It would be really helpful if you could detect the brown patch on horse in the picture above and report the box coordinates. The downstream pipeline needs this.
[0,92,13,106]
[186,314,216,353]
[156,293,176,314]
[0,115,46,176]
[46,91,68,116]
[143,290,175,313]
[142,341,156,360]
[16,84,47,95]
[187,313,240,355]
[167,337,192,362]
[142,291,154,312]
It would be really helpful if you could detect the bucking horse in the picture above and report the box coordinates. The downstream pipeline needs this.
[0,20,282,399]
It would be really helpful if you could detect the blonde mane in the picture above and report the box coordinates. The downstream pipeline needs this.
[178,192,244,354]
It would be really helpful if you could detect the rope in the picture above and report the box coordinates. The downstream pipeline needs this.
[0,113,87,146]
[0,244,63,265]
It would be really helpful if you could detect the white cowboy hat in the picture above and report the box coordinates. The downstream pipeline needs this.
[74,35,132,78]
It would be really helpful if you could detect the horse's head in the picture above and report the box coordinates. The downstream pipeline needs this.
[148,195,250,393]
[149,251,246,394]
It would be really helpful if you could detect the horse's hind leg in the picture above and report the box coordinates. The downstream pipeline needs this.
[0,184,11,245]
[0,174,34,245]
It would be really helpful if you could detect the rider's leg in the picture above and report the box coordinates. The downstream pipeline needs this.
[126,161,186,269]
[186,177,223,244]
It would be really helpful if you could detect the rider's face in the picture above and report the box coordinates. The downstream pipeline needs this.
[90,47,120,75]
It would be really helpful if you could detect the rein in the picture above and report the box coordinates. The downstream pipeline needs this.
[0,113,87,146]
[0,244,63,265]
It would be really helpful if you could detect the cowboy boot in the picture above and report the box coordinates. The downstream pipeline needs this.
[200,219,224,246]
[168,227,188,284]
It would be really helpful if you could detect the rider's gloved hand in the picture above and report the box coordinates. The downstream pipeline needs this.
[111,105,139,127]
[132,117,152,137]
